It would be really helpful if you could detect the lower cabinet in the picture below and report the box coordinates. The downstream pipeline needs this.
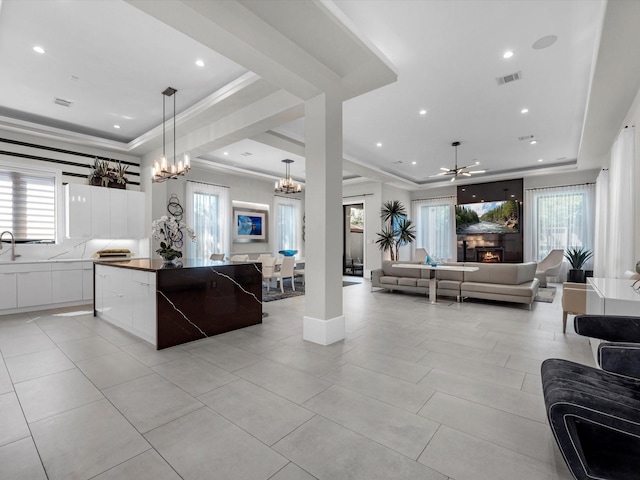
[52,268,84,304]
[17,270,52,308]
[95,265,156,346]
[0,273,17,310]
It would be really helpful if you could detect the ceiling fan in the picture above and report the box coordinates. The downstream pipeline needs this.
[430,141,486,182]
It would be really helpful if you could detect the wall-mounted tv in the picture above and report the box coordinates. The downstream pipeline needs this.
[455,200,519,235]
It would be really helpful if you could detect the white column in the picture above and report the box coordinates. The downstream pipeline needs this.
[303,93,345,345]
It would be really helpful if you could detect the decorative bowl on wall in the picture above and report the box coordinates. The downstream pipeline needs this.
[279,250,298,257]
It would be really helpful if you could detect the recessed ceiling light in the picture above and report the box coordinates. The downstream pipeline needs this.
[195,59,205,67]
[511,194,515,197]
[419,109,427,115]
[33,46,45,54]
[223,151,229,155]
[503,50,514,59]
[376,142,382,147]
[461,188,466,192]
[538,158,544,162]
[113,125,120,129]
[521,108,529,114]
[411,161,417,165]
[530,140,537,145]
[472,194,476,198]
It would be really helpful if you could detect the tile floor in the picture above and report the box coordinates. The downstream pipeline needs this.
[0,279,590,479]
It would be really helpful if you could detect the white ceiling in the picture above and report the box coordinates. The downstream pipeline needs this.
[1,0,637,191]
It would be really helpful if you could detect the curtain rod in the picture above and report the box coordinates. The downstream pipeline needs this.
[412,195,456,202]
[187,179,229,189]
[525,182,595,191]
[343,193,374,198]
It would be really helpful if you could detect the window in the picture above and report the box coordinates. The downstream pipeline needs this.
[0,166,56,242]
[412,197,456,261]
[186,181,230,259]
[274,196,301,252]
[525,183,595,263]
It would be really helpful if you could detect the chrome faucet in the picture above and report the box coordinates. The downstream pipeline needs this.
[0,231,19,261]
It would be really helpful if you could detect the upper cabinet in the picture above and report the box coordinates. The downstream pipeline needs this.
[65,184,145,239]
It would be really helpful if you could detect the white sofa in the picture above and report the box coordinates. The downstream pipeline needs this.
[372,261,540,307]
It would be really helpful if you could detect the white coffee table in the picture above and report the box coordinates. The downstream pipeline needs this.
[392,264,479,304]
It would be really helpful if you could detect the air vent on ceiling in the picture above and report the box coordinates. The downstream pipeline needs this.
[239,152,252,156]
[518,135,535,141]
[497,71,522,85]
[392,160,403,164]
[53,97,73,107]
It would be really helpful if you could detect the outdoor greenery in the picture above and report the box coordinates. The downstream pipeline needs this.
[375,200,416,261]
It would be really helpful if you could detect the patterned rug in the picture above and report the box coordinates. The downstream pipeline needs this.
[262,280,361,302]
[534,286,557,303]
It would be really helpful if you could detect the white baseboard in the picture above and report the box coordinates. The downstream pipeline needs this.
[303,315,345,345]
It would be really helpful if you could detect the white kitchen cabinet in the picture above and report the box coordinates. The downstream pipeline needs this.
[65,184,92,238]
[66,184,145,239]
[131,270,156,344]
[90,186,110,238]
[94,264,109,315]
[0,273,17,310]
[82,262,94,301]
[127,190,145,239]
[17,270,52,308]
[108,267,132,327]
[51,262,84,304]
[109,188,128,238]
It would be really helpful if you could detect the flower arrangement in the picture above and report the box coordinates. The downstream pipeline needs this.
[151,215,196,261]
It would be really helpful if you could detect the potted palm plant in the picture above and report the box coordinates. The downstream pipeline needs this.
[375,200,416,261]
[564,246,593,283]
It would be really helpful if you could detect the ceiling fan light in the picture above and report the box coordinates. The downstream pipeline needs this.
[440,167,449,172]
[470,169,486,174]
[462,172,471,177]
[450,177,455,182]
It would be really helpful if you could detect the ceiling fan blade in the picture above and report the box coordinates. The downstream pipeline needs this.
[461,172,472,177]
[450,176,456,182]
[428,172,449,178]
[468,169,486,174]
[440,167,450,172]
[460,162,480,170]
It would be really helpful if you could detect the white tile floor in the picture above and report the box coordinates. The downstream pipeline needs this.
[0,280,590,479]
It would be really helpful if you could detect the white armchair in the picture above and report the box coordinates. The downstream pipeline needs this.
[535,249,565,287]
[414,248,428,263]
[561,282,587,333]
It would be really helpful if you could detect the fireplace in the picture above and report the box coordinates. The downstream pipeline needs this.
[476,247,504,263]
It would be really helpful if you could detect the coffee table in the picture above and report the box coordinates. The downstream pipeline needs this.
[391,264,479,304]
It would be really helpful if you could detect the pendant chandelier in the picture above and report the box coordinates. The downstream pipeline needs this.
[152,87,191,183]
[274,159,302,194]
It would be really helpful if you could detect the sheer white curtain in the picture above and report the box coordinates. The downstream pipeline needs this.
[524,183,596,277]
[604,127,635,277]
[593,169,609,277]
[411,196,456,261]
[274,196,302,254]
[185,181,230,259]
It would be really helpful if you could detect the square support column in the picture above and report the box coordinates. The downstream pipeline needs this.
[303,93,345,345]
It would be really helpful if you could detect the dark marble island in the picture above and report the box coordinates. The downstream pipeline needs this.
[94,258,263,349]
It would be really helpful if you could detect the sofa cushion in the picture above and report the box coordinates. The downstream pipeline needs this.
[462,262,537,285]
[380,276,399,286]
[462,280,537,297]
[398,278,418,287]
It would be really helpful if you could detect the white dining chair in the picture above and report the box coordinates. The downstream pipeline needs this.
[209,253,225,261]
[273,256,296,292]
[230,254,249,262]
[261,256,277,291]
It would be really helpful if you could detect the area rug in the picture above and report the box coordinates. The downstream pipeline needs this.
[535,286,557,303]
[262,280,361,302]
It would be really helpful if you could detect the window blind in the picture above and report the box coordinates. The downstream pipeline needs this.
[0,168,56,242]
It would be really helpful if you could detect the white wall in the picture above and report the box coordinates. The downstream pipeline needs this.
[620,83,640,266]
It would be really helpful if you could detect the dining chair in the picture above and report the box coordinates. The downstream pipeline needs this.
[273,255,296,292]
[414,248,429,263]
[209,253,225,261]
[261,256,277,291]
[294,261,305,285]
[230,254,249,262]
[561,282,587,333]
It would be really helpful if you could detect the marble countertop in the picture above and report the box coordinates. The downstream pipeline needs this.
[94,258,258,272]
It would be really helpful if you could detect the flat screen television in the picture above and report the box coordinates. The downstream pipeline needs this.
[455,200,519,234]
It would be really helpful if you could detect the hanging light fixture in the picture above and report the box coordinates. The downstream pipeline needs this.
[152,87,191,183]
[274,159,302,194]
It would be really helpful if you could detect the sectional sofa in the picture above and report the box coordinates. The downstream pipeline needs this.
[371,260,540,307]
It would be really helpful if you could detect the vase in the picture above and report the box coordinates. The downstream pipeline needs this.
[636,260,640,274]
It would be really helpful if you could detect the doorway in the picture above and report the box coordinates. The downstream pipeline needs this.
[343,204,364,276]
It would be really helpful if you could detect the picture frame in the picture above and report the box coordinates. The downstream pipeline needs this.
[233,207,268,243]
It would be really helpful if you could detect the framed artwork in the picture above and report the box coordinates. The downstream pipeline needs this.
[233,207,268,243]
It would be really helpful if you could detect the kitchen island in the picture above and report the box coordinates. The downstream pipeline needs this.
[94,258,262,349]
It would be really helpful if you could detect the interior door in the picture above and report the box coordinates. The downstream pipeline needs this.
[343,204,364,276]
